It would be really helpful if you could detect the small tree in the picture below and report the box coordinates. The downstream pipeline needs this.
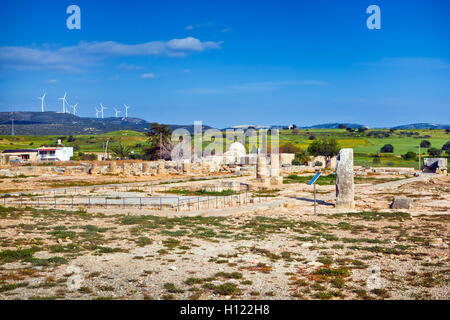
[442,141,450,155]
[380,144,394,153]
[111,144,132,159]
[338,124,347,129]
[295,150,310,165]
[402,151,416,160]
[358,126,368,133]
[420,140,431,148]
[144,123,173,160]
[428,147,442,157]
[280,143,301,154]
[307,138,340,168]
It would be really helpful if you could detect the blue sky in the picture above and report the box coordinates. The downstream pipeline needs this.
[0,0,449,128]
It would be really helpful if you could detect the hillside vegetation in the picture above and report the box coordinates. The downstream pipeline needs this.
[1,128,449,168]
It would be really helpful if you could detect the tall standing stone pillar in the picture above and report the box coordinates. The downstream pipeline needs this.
[335,148,355,209]
[270,153,283,185]
[256,155,268,179]
[270,153,280,177]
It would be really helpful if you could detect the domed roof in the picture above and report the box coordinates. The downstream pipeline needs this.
[228,142,246,155]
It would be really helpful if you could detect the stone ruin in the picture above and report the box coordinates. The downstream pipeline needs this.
[423,158,448,174]
[335,148,355,209]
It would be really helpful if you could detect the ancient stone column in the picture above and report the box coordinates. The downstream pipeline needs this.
[256,155,268,179]
[182,162,191,174]
[157,161,165,175]
[109,161,117,174]
[131,163,140,176]
[142,162,150,174]
[270,153,283,185]
[270,153,280,177]
[123,162,131,176]
[335,148,355,209]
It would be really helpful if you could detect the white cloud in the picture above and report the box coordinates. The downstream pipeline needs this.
[141,73,155,79]
[184,22,215,31]
[0,37,222,72]
[221,28,232,33]
[47,79,59,83]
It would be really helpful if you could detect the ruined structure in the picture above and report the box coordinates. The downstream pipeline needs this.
[423,158,448,174]
[335,148,355,209]
[256,155,268,179]
[270,153,283,185]
[156,161,165,175]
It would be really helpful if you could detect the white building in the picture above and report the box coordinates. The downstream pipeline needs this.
[38,147,73,162]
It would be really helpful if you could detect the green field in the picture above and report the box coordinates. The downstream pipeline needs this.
[1,129,449,169]
[0,130,148,155]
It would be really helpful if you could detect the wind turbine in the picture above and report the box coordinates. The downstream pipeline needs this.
[123,104,131,118]
[58,92,67,113]
[37,93,46,112]
[113,107,121,118]
[100,104,108,119]
[71,103,79,116]
[95,107,101,119]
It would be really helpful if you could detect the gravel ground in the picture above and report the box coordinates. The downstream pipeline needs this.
[0,173,448,300]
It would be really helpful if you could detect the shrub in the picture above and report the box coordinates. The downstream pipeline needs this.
[380,144,394,153]
[428,147,442,157]
[442,141,450,154]
[280,143,300,154]
[420,140,431,148]
[402,151,416,160]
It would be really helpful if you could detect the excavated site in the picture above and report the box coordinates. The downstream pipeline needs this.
[0,157,448,300]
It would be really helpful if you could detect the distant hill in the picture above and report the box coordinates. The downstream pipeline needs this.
[0,112,212,135]
[300,123,365,129]
[391,123,450,130]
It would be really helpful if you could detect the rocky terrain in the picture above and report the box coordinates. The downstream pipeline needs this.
[0,172,448,300]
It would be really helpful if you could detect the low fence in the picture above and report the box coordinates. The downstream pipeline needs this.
[1,193,268,212]
[5,174,241,197]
